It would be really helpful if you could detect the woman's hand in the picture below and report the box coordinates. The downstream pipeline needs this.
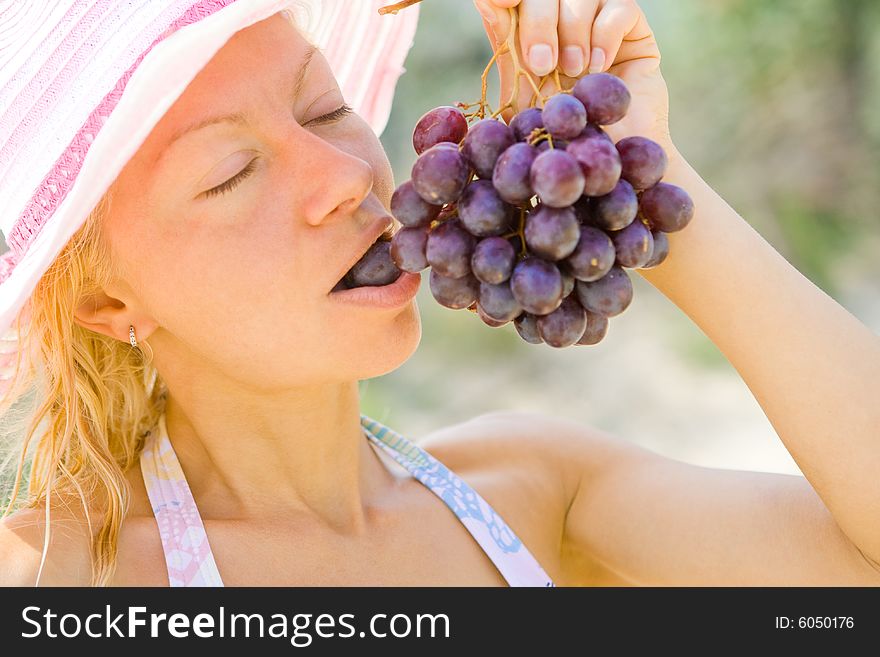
[473,0,675,156]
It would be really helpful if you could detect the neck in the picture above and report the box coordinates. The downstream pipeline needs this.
[160,378,399,534]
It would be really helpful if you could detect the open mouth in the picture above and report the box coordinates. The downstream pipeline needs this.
[330,222,396,292]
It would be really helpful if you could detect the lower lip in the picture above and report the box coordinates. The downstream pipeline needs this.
[329,270,421,309]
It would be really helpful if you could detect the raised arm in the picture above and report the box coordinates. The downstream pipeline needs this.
[636,151,880,567]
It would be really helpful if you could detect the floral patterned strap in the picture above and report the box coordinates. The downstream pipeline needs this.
[361,415,557,588]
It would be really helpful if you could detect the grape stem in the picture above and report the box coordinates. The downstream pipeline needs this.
[377,0,422,15]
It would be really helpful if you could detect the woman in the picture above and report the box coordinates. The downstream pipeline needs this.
[1,0,878,587]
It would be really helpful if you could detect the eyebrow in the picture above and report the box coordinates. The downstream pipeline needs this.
[160,43,320,152]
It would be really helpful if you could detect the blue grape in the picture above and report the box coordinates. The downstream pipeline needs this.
[592,179,638,231]
[572,73,631,126]
[542,94,587,141]
[610,218,654,268]
[514,312,544,344]
[413,106,469,155]
[391,180,442,228]
[639,182,695,232]
[493,142,537,204]
[560,267,575,298]
[478,281,523,322]
[536,138,570,152]
[575,265,633,317]
[345,240,402,287]
[411,142,470,205]
[616,136,668,191]
[563,225,616,281]
[509,256,564,315]
[477,305,510,327]
[567,135,621,197]
[575,311,609,345]
[641,230,670,268]
[509,107,544,142]
[524,205,580,261]
[389,226,429,272]
[537,295,588,348]
[578,124,614,143]
[429,269,479,309]
[462,118,515,179]
[471,236,516,284]
[530,149,585,208]
[458,180,514,237]
[425,218,476,278]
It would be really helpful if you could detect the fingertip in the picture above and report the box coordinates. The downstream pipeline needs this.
[588,47,606,74]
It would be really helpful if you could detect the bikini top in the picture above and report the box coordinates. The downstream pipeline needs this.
[139,411,556,587]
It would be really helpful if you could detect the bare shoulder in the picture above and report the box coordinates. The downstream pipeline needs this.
[0,501,94,586]
[418,410,656,586]
[416,410,615,583]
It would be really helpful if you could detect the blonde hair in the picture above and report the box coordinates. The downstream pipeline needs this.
[0,4,312,587]
[0,183,167,586]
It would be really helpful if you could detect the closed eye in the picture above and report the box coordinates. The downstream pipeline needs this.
[201,103,355,199]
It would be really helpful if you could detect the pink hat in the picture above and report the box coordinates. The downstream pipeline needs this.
[0,0,419,392]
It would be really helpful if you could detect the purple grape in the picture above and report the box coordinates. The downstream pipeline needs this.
[429,269,479,309]
[572,196,592,224]
[541,93,587,140]
[575,311,609,345]
[575,265,633,317]
[560,268,575,298]
[514,312,544,344]
[578,124,613,143]
[457,180,514,237]
[390,226,430,272]
[391,180,442,228]
[572,73,631,126]
[536,138,570,152]
[567,135,621,197]
[641,230,669,268]
[524,205,581,261]
[478,281,523,322]
[509,107,544,142]
[425,218,476,278]
[471,236,516,284]
[537,295,588,348]
[616,137,668,191]
[411,142,470,205]
[413,106,469,155]
[509,256,564,315]
[530,149,585,208]
[609,219,654,268]
[639,183,695,232]
[345,240,402,287]
[563,225,616,282]
[461,118,515,179]
[493,142,537,204]
[477,305,509,327]
[592,179,638,231]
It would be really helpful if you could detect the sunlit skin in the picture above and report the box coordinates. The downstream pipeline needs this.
[2,1,880,587]
[76,15,424,532]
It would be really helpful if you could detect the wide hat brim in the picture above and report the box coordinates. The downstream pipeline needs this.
[0,0,419,390]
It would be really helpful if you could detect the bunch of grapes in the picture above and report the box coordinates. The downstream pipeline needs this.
[386,72,694,348]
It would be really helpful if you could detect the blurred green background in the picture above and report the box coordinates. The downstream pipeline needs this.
[365,0,880,475]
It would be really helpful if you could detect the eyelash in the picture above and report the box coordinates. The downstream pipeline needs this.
[202,103,354,199]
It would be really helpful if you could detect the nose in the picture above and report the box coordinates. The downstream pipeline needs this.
[290,128,375,227]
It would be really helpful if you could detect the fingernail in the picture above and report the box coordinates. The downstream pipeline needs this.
[474,0,496,25]
[528,44,553,77]
[561,46,584,77]
[588,47,606,73]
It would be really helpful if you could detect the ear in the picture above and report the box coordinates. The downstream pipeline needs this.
[73,289,157,345]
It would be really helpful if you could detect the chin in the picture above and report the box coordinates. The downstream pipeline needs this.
[354,299,422,379]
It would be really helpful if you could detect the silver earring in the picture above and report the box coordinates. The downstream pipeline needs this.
[129,324,138,348]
